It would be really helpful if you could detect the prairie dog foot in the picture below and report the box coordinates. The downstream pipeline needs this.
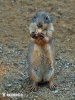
[32,82,38,91]
[49,81,56,90]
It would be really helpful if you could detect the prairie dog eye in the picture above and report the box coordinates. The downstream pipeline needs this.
[44,15,50,23]
[33,16,37,19]
[45,16,49,20]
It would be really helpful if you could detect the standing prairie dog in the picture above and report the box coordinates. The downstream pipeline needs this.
[28,12,56,90]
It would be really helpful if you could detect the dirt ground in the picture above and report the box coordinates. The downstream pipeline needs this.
[0,0,75,100]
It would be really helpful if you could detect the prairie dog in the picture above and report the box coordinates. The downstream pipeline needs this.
[28,12,55,90]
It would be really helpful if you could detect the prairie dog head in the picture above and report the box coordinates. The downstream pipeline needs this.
[29,12,54,44]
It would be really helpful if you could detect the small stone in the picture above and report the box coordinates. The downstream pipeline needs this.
[55,61,57,64]
[59,56,62,59]
[66,65,69,68]
[7,84,12,87]
[52,89,58,93]
[64,87,69,91]
[20,61,26,65]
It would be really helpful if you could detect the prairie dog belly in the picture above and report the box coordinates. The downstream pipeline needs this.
[31,44,52,82]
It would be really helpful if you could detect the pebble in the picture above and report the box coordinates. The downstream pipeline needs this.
[52,89,58,93]
[7,84,12,87]
[59,56,62,60]
[64,87,70,91]
[20,61,26,65]
[16,50,23,56]
[55,61,57,65]
[66,65,69,68]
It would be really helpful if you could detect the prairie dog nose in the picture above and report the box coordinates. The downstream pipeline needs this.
[37,22,43,28]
